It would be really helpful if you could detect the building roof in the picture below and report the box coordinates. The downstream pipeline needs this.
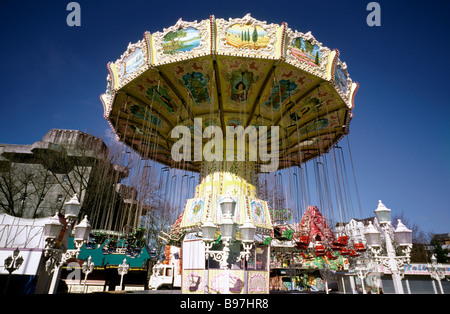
[335,216,375,227]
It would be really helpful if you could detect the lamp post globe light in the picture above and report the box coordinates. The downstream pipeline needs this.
[73,215,92,249]
[201,217,217,243]
[364,200,412,294]
[64,194,83,221]
[43,194,92,294]
[44,213,64,244]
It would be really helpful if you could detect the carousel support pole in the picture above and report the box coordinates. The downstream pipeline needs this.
[349,276,356,294]
[341,276,346,294]
[405,278,411,294]
[432,280,438,294]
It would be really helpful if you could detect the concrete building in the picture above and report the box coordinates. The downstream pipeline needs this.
[0,129,139,231]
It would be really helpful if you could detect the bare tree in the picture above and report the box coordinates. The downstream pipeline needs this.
[0,163,54,217]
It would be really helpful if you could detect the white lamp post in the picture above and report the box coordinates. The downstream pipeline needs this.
[428,254,445,294]
[200,196,259,294]
[44,194,92,294]
[82,256,95,293]
[3,248,24,294]
[202,196,257,268]
[351,258,377,294]
[364,200,412,294]
[118,258,130,291]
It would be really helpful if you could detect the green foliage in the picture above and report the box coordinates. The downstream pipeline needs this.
[282,229,294,240]
[304,40,314,53]
[431,237,448,263]
[164,29,187,43]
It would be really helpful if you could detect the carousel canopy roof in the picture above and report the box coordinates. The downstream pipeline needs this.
[101,14,358,173]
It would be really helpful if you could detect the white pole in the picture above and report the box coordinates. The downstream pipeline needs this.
[349,276,356,294]
[48,264,62,294]
[437,279,444,294]
[83,272,89,293]
[432,280,437,294]
[341,276,346,294]
[405,278,411,294]
[383,226,404,294]
[120,273,124,290]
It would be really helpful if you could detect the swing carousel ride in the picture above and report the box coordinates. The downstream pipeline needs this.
[101,14,361,292]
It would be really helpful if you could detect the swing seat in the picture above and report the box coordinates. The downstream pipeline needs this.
[354,243,367,252]
[315,244,326,256]
[332,236,348,247]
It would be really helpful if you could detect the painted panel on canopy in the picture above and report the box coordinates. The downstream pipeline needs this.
[283,27,331,80]
[249,198,272,229]
[215,14,281,59]
[162,27,202,55]
[123,69,189,123]
[333,62,350,97]
[111,39,149,90]
[112,92,172,138]
[225,24,269,50]
[159,56,216,116]
[152,18,211,66]
[181,197,208,228]
[284,110,347,159]
[278,84,345,130]
[120,47,146,82]
[258,63,320,119]
[285,108,345,139]
[216,55,274,114]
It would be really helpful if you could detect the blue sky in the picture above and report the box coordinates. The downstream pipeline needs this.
[0,0,449,234]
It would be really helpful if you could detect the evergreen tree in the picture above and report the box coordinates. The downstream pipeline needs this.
[430,235,448,263]
[315,51,320,65]
[252,27,258,45]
